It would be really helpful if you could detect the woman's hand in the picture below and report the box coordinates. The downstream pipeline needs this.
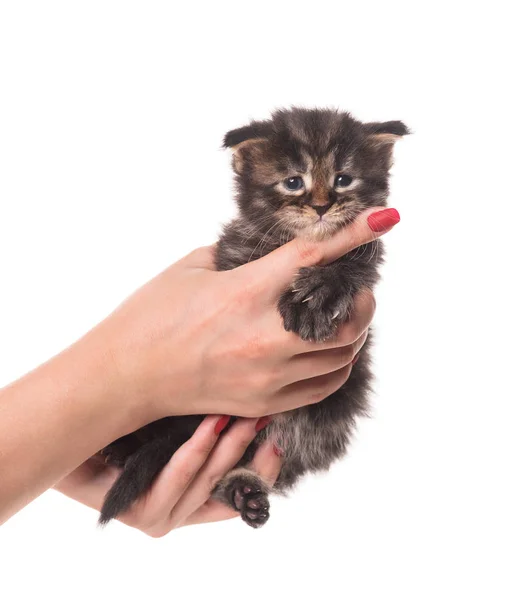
[0,206,396,524]
[54,416,282,537]
[94,207,393,425]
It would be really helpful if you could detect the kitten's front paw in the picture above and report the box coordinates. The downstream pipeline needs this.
[278,267,352,342]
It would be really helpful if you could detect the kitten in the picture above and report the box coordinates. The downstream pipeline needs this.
[99,107,408,527]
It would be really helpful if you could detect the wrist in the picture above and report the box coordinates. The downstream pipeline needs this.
[65,326,154,436]
[0,331,149,523]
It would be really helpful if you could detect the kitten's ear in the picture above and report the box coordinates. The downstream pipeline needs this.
[359,120,410,172]
[364,120,411,145]
[223,120,272,175]
[223,120,272,149]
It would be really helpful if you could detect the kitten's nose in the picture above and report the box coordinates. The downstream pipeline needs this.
[313,205,330,216]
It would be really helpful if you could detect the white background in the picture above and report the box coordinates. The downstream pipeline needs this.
[1,2,515,599]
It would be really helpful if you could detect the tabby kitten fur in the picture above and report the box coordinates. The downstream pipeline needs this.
[99,107,408,527]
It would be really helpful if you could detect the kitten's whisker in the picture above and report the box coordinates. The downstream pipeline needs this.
[247,217,290,262]
[367,239,380,264]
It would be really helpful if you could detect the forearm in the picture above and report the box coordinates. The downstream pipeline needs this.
[0,328,147,525]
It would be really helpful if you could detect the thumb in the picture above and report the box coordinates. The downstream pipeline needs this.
[240,207,400,295]
[179,244,218,270]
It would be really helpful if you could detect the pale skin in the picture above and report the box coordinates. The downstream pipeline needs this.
[0,207,398,534]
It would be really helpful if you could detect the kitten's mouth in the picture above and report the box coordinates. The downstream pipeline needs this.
[276,207,358,242]
[294,213,351,241]
[299,218,343,241]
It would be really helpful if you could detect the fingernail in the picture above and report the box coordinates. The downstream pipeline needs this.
[273,444,284,457]
[367,208,400,232]
[255,416,271,432]
[352,353,360,365]
[214,415,231,435]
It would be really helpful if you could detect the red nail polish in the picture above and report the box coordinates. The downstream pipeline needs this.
[352,353,360,365]
[367,208,400,233]
[255,416,271,432]
[214,415,231,435]
[273,444,284,457]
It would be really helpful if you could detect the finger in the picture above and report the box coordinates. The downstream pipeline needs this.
[179,244,218,270]
[275,364,353,412]
[180,498,240,527]
[246,287,375,364]
[290,288,376,353]
[129,415,224,527]
[240,207,399,296]
[249,440,283,488]
[167,417,260,529]
[284,329,368,386]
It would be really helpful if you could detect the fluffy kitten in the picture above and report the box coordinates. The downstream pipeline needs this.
[99,107,408,527]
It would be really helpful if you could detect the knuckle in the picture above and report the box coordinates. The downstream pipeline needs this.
[338,365,353,386]
[231,431,255,455]
[352,319,365,342]
[225,330,271,365]
[183,247,202,262]
[294,240,323,266]
[265,366,281,388]
[338,319,362,345]
[145,526,168,539]
[121,513,140,529]
[137,513,163,534]
[339,345,355,365]
[367,290,377,315]
[184,245,214,266]
[357,329,369,351]
[240,334,267,361]
[205,471,224,493]
[336,324,353,346]
[307,381,332,405]
[173,465,197,490]
[358,287,376,315]
[224,425,256,455]
[308,368,351,404]
[173,445,210,485]
[308,386,328,405]
[189,440,214,464]
[247,399,270,418]
[361,290,376,322]
[231,275,262,304]
[191,246,208,260]
[248,370,273,394]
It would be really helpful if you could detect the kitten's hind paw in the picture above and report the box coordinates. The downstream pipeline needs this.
[232,483,270,528]
[213,469,270,528]
[100,439,137,467]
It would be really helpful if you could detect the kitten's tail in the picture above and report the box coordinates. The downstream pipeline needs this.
[99,437,175,526]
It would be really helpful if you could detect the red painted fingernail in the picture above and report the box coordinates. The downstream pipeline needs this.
[273,444,284,457]
[367,208,400,232]
[214,415,231,435]
[352,353,360,365]
[255,416,271,432]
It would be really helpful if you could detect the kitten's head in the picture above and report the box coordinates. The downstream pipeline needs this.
[224,107,409,240]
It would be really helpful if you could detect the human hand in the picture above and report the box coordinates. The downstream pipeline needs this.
[87,207,397,427]
[0,206,395,525]
[54,415,282,537]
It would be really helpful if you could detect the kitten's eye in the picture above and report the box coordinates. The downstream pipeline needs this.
[334,174,353,189]
[283,176,304,192]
